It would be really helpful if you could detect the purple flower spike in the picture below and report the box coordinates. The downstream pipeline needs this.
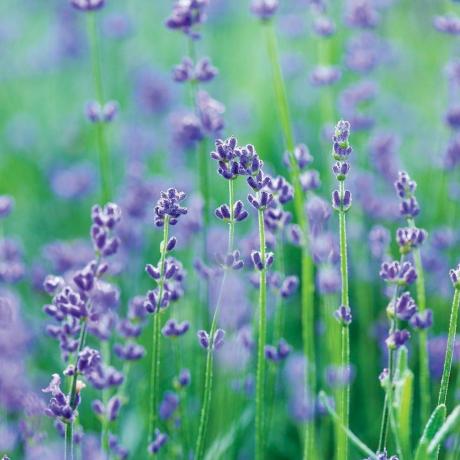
[107,396,122,421]
[195,57,219,82]
[434,15,460,35]
[265,339,291,362]
[334,305,352,326]
[154,188,187,227]
[71,0,105,12]
[113,343,145,361]
[332,161,350,181]
[91,399,105,416]
[251,251,274,271]
[148,429,168,455]
[310,66,341,86]
[332,120,352,160]
[393,292,417,321]
[380,260,417,286]
[332,189,352,211]
[280,275,299,298]
[233,200,248,222]
[145,264,161,280]
[166,237,177,252]
[197,330,210,349]
[165,0,209,38]
[250,0,278,20]
[159,391,179,420]
[172,57,194,82]
[410,309,433,330]
[449,264,460,289]
[162,319,190,337]
[0,195,14,218]
[213,328,225,350]
[215,204,231,221]
[178,368,191,387]
[386,329,411,350]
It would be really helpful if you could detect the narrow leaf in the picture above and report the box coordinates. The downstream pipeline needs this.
[414,404,446,460]
[319,391,378,460]
[428,405,460,454]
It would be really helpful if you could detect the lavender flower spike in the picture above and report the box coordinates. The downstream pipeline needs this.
[250,0,279,20]
[70,0,105,11]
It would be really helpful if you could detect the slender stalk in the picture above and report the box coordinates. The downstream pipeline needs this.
[337,180,350,460]
[438,288,460,406]
[194,180,235,460]
[378,256,405,453]
[263,19,316,459]
[407,217,430,427]
[148,217,170,441]
[87,13,111,204]
[255,202,268,460]
[65,321,88,460]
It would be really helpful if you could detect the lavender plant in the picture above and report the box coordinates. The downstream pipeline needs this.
[144,188,187,454]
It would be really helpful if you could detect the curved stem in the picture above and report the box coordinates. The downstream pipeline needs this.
[438,288,460,406]
[194,180,236,460]
[255,205,267,460]
[262,20,316,459]
[337,180,350,460]
[148,218,170,442]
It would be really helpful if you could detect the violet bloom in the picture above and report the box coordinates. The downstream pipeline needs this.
[391,292,417,321]
[250,0,279,20]
[410,309,433,330]
[161,319,190,337]
[265,339,291,362]
[306,195,331,237]
[109,434,129,459]
[434,15,460,35]
[154,188,187,227]
[369,225,390,260]
[197,328,225,350]
[396,227,427,254]
[70,0,105,12]
[310,66,341,86]
[159,391,179,420]
[148,429,168,454]
[379,260,417,285]
[345,0,379,29]
[165,0,209,38]
[386,329,410,350]
[196,90,225,135]
[334,305,352,325]
[0,195,14,218]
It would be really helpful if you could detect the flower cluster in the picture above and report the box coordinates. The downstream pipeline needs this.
[172,57,218,84]
[394,171,420,219]
[165,0,209,38]
[70,0,105,12]
[85,101,119,124]
[43,203,124,428]
[154,188,188,227]
[265,339,291,362]
[331,120,353,212]
[250,0,279,20]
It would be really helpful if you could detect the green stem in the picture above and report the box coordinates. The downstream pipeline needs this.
[408,217,430,427]
[255,204,267,460]
[438,288,460,406]
[65,321,88,460]
[194,180,236,460]
[87,12,111,204]
[336,180,350,460]
[148,217,170,442]
[263,19,316,459]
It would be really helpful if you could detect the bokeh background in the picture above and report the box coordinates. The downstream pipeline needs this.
[1,0,460,459]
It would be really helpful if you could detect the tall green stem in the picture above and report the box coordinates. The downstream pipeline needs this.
[337,180,350,460]
[148,217,170,441]
[438,288,460,406]
[407,216,430,427]
[65,321,88,460]
[194,180,236,460]
[87,13,111,204]
[255,203,267,460]
[263,20,316,459]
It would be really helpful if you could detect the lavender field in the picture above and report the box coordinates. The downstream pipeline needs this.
[2,0,460,459]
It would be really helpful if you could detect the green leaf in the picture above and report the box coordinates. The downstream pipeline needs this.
[395,369,413,460]
[204,407,252,460]
[428,405,460,454]
[414,404,446,460]
[318,391,378,460]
